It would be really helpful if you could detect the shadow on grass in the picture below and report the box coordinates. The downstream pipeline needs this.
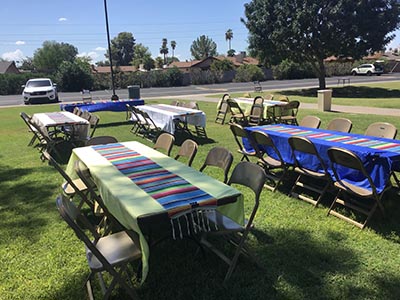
[0,163,57,245]
[285,86,400,99]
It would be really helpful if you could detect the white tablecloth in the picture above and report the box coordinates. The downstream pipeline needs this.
[31,111,89,139]
[137,104,206,134]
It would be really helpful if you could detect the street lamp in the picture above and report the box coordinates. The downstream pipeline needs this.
[103,0,119,100]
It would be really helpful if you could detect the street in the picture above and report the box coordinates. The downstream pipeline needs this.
[1,73,400,107]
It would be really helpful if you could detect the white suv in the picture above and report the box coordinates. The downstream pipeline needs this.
[22,78,59,104]
[351,63,383,76]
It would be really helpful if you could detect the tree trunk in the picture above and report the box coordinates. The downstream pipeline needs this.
[317,59,326,90]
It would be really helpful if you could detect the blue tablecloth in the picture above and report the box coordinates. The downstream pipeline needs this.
[60,99,144,112]
[245,124,400,193]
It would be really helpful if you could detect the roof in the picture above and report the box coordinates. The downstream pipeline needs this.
[168,54,259,69]
[94,65,137,73]
[0,61,20,74]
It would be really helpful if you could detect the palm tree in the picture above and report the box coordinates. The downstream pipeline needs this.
[225,29,233,51]
[160,38,169,65]
[170,40,177,59]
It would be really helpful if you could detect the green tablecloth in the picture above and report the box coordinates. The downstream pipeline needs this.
[66,141,243,283]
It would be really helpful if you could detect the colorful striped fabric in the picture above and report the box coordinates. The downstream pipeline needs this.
[46,112,76,123]
[92,143,217,216]
[152,104,197,114]
[265,125,400,153]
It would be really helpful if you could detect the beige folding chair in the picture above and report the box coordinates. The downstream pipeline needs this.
[200,161,266,282]
[130,106,148,135]
[199,147,233,183]
[230,123,257,162]
[327,118,353,133]
[138,110,162,140]
[153,132,175,156]
[253,96,264,106]
[364,122,397,139]
[327,147,390,229]
[88,114,100,138]
[174,139,198,166]
[56,195,141,299]
[215,95,230,125]
[279,100,300,125]
[86,136,118,146]
[20,112,40,146]
[227,99,248,126]
[299,115,321,128]
[170,100,180,106]
[183,101,199,110]
[42,150,91,210]
[247,104,264,126]
[250,130,287,192]
[72,107,82,115]
[288,136,331,207]
[264,94,274,100]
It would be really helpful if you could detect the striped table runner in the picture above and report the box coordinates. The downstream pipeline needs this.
[265,125,400,153]
[152,104,197,115]
[92,143,217,217]
[46,112,77,123]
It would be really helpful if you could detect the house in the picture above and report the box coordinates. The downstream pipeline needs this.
[0,61,20,74]
[168,52,260,72]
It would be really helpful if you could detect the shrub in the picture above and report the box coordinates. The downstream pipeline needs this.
[55,61,93,92]
[272,59,315,80]
[0,73,53,95]
[234,64,265,82]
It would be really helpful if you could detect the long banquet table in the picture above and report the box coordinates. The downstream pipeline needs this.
[245,124,400,193]
[66,141,243,282]
[137,104,206,134]
[60,99,144,113]
[31,111,89,140]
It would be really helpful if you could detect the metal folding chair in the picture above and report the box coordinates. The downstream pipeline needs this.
[174,139,198,166]
[327,118,353,133]
[199,147,233,184]
[230,123,257,162]
[364,122,397,139]
[153,132,175,156]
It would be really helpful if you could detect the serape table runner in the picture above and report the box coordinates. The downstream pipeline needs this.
[245,124,400,193]
[66,141,242,283]
[60,99,144,112]
[92,143,218,216]
[138,104,206,134]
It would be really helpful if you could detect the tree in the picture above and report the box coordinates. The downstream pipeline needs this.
[32,41,78,73]
[106,32,136,66]
[160,38,169,65]
[170,40,177,59]
[55,57,93,92]
[225,29,233,51]
[131,43,155,70]
[227,49,236,57]
[190,35,218,60]
[210,59,235,72]
[242,0,400,89]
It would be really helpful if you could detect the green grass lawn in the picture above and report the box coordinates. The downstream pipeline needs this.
[224,81,400,108]
[1,97,400,300]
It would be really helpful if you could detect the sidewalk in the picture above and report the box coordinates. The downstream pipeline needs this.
[169,94,400,116]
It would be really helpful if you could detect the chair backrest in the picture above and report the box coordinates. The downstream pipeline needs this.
[86,136,118,146]
[253,96,264,106]
[364,122,397,139]
[228,161,266,228]
[250,130,284,163]
[20,112,37,133]
[154,132,175,156]
[80,110,91,121]
[222,93,230,102]
[200,147,233,183]
[170,100,180,106]
[264,94,274,100]
[175,139,198,166]
[299,115,321,128]
[280,100,300,117]
[227,99,248,125]
[72,107,81,115]
[327,147,377,195]
[230,123,249,154]
[88,114,100,138]
[288,136,328,174]
[42,150,89,208]
[278,95,289,102]
[183,101,199,110]
[248,104,264,126]
[327,118,353,133]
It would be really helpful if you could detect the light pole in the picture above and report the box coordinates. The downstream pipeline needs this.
[103,0,118,100]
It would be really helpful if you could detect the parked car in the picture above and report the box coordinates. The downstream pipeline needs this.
[351,63,383,76]
[22,78,59,104]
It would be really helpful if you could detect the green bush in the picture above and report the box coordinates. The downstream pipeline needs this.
[272,59,315,80]
[0,73,53,95]
[55,61,94,92]
[234,64,265,82]
[190,69,219,85]
[165,67,184,86]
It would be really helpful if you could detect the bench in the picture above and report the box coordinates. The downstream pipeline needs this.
[254,81,262,92]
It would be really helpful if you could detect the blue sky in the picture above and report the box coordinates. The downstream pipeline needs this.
[1,1,400,64]
[0,0,250,64]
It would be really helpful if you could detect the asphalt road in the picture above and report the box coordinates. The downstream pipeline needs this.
[1,73,400,107]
